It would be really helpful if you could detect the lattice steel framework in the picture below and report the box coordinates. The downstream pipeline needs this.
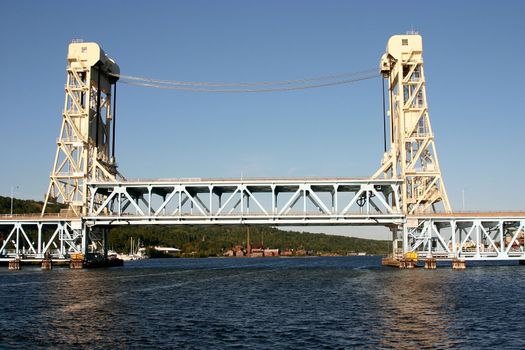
[0,218,84,260]
[374,34,451,215]
[43,42,122,216]
[404,215,525,260]
[85,178,404,226]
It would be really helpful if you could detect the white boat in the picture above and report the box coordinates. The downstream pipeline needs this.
[117,237,149,260]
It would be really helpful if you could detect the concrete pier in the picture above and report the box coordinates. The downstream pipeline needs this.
[452,259,467,270]
[69,253,84,269]
[381,257,400,267]
[399,258,416,269]
[424,258,437,269]
[8,259,21,270]
[70,259,84,269]
[41,259,52,270]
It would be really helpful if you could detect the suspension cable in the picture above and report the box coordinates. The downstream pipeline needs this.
[382,76,387,152]
[114,69,379,93]
[111,69,377,87]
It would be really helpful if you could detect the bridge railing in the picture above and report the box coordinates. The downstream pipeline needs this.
[0,213,80,220]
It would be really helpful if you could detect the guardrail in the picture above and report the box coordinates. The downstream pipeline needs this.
[0,213,80,219]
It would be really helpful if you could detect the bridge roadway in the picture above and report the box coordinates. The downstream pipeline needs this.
[1,177,524,261]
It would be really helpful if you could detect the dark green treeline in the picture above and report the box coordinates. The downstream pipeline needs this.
[109,225,388,257]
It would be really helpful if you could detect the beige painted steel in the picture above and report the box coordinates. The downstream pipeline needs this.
[42,42,123,216]
[374,34,451,214]
[43,36,451,217]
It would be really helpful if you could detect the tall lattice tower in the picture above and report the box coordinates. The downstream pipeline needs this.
[43,41,123,216]
[374,34,451,214]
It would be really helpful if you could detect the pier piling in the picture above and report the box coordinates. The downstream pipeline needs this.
[452,259,467,270]
[424,258,437,269]
[8,259,21,270]
[41,259,53,270]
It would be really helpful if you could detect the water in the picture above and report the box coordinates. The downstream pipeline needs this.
[0,257,524,349]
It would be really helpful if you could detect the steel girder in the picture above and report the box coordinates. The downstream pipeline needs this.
[404,215,525,261]
[0,218,84,260]
[84,178,404,226]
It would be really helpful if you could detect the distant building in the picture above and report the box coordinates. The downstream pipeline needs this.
[245,244,279,257]
[295,249,307,256]
[223,249,235,257]
[281,249,293,256]
[154,246,181,256]
[263,248,279,257]
[224,245,245,257]
[249,247,264,257]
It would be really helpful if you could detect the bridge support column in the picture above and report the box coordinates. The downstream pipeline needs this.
[41,259,52,270]
[103,228,108,259]
[452,259,467,270]
[399,258,415,269]
[70,254,85,269]
[391,226,403,258]
[37,223,43,258]
[424,258,437,269]
[8,259,21,270]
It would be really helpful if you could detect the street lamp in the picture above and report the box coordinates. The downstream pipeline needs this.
[11,186,19,216]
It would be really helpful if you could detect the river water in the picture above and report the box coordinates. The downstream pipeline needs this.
[0,256,523,349]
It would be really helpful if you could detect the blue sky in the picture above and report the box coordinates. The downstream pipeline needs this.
[1,1,524,236]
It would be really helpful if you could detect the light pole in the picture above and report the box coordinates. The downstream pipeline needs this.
[11,186,19,216]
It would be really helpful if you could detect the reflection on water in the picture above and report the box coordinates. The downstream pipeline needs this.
[1,257,524,349]
[377,270,459,348]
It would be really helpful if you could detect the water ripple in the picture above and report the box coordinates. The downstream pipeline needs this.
[0,257,524,349]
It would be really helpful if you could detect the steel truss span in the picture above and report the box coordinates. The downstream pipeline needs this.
[405,215,525,261]
[0,218,84,261]
[85,178,404,226]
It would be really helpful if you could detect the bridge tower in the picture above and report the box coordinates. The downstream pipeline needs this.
[43,41,123,216]
[374,34,451,214]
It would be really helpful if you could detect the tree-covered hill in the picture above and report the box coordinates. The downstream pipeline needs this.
[109,225,388,257]
[0,195,62,215]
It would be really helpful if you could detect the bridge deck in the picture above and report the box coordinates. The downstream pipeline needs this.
[2,176,523,261]
[0,214,79,222]
[2,211,524,222]
[408,212,525,219]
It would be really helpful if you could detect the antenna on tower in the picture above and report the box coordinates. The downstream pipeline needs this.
[407,26,419,35]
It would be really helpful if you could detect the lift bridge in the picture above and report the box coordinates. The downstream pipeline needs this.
[1,34,524,267]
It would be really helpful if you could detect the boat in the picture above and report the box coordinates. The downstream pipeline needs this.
[117,237,149,260]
